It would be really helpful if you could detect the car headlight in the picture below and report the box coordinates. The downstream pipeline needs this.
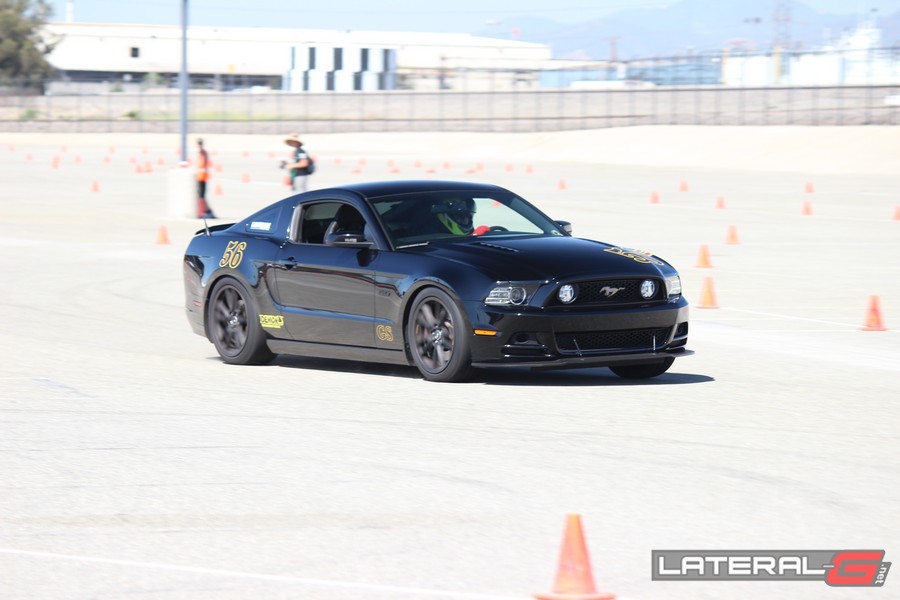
[485,285,528,306]
[485,282,545,307]
[665,275,682,299]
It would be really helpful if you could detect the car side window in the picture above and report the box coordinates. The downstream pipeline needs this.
[295,202,340,244]
[294,202,368,245]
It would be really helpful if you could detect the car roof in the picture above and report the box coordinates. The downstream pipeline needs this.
[321,180,509,199]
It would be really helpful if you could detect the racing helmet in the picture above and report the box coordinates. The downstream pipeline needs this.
[437,197,476,235]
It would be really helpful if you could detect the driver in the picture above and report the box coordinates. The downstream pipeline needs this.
[437,197,476,235]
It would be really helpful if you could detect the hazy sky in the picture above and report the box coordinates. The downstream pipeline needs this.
[47,0,899,32]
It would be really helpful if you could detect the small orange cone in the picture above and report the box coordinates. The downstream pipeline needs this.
[282,174,291,186]
[715,196,726,209]
[526,164,534,174]
[725,225,740,245]
[697,277,719,309]
[802,201,813,216]
[505,163,513,172]
[557,179,568,191]
[650,191,660,204]
[51,156,60,169]
[678,180,689,192]
[861,296,887,331]
[443,161,451,170]
[893,206,900,221]
[215,163,223,173]
[805,181,815,193]
[241,172,250,183]
[214,183,224,196]
[695,244,713,268]
[155,225,170,245]
[90,180,100,193]
[535,514,615,600]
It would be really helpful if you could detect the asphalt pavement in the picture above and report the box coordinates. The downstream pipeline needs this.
[1,129,898,600]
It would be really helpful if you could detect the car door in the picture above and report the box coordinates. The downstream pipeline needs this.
[272,200,378,348]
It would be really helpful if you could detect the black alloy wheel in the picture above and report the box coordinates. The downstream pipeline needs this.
[407,288,473,382]
[207,278,274,365]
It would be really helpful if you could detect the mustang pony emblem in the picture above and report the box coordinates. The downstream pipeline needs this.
[599,286,626,298]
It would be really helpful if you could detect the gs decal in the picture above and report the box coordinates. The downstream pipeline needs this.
[219,241,247,269]
[604,246,664,266]
[259,315,284,329]
[376,325,394,342]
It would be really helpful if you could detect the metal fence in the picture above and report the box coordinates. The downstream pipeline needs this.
[2,84,898,133]
[2,46,899,133]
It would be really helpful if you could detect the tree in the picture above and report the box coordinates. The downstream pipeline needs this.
[0,0,57,82]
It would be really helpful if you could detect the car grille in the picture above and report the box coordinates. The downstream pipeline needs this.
[548,278,664,307]
[556,327,673,354]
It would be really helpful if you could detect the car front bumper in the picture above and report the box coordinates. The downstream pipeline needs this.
[466,297,692,370]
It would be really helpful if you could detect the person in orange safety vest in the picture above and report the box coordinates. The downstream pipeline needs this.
[196,138,216,218]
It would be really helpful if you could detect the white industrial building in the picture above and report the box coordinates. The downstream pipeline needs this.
[42,22,556,92]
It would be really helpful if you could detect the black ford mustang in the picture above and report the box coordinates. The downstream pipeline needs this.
[183,180,692,382]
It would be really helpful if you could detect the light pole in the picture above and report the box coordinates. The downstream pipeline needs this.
[179,0,188,163]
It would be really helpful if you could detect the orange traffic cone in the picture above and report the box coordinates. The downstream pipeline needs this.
[861,296,887,331]
[805,181,815,193]
[725,225,740,245]
[802,201,813,216]
[526,164,534,174]
[650,191,660,204]
[557,179,568,191]
[241,172,250,183]
[90,180,100,193]
[715,196,726,209]
[534,514,615,600]
[695,244,713,268]
[678,180,689,192]
[214,183,224,196]
[155,225,170,245]
[893,206,900,221]
[697,277,719,309]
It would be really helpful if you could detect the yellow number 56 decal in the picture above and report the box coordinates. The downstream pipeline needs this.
[218,241,247,268]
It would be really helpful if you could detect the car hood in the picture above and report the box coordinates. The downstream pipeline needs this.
[404,235,676,281]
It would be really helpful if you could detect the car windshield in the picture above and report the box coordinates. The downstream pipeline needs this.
[371,190,565,248]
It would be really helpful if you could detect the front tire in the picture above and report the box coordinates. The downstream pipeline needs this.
[206,278,274,365]
[406,288,473,382]
[609,358,674,379]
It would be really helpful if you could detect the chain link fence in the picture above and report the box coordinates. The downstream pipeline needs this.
[2,47,899,133]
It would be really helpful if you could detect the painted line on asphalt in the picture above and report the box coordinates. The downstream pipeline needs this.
[0,548,524,599]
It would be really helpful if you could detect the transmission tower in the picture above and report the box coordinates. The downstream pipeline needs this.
[773,0,792,50]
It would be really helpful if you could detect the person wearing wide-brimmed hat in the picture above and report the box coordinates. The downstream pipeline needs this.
[281,133,312,192]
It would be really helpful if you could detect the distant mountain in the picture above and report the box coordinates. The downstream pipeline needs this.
[476,0,897,59]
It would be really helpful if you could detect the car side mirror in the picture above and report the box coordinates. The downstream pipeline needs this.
[324,231,373,248]
[555,220,573,235]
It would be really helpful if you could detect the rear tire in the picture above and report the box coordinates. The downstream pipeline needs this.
[206,278,275,365]
[406,288,473,382]
[609,358,674,379]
